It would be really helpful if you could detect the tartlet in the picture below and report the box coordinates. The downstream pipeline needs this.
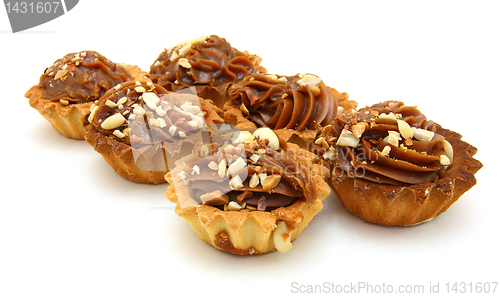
[85,81,224,184]
[25,50,148,139]
[149,35,266,109]
[224,73,357,149]
[165,127,330,254]
[315,101,482,226]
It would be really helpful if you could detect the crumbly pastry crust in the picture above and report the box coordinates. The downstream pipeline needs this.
[331,125,482,226]
[25,64,149,140]
[85,96,224,184]
[165,143,330,255]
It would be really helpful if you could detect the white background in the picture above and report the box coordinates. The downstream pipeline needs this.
[1,1,498,296]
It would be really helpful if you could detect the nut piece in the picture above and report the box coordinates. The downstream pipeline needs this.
[200,190,229,205]
[208,161,219,170]
[178,58,191,69]
[231,131,254,144]
[142,92,160,110]
[380,145,391,156]
[253,127,280,150]
[227,201,243,211]
[384,131,400,147]
[323,146,335,160]
[101,113,126,130]
[273,221,292,253]
[412,127,435,142]
[351,122,366,138]
[296,74,322,87]
[262,175,281,192]
[442,140,454,163]
[397,119,414,139]
[227,157,247,176]
[249,173,260,188]
[218,159,227,178]
[309,85,321,97]
[315,137,329,149]
[440,154,451,166]
[336,130,360,147]
[229,175,244,190]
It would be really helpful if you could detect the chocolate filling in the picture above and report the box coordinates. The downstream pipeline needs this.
[174,129,317,211]
[228,73,338,131]
[324,101,452,185]
[40,51,132,103]
[150,35,259,90]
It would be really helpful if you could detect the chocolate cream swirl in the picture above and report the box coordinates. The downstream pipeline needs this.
[149,35,261,89]
[89,81,209,146]
[39,51,132,103]
[228,73,338,131]
[172,128,317,211]
[320,101,454,185]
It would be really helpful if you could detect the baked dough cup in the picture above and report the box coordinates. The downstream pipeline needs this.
[149,35,266,109]
[165,128,330,255]
[25,50,148,140]
[317,101,482,226]
[331,126,481,226]
[224,73,357,150]
[85,82,224,184]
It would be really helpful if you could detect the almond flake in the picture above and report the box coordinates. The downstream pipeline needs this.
[54,69,68,80]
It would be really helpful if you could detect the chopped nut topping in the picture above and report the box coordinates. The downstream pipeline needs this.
[273,221,292,253]
[229,175,244,190]
[54,69,68,80]
[113,130,126,138]
[397,119,413,139]
[208,161,219,170]
[105,100,118,108]
[315,137,329,149]
[200,190,229,205]
[323,146,335,160]
[296,74,322,87]
[336,130,360,147]
[249,154,260,163]
[351,122,366,138]
[227,201,243,211]
[440,154,451,166]
[380,145,391,156]
[101,113,126,130]
[262,175,281,192]
[134,86,146,93]
[142,92,160,110]
[412,127,435,142]
[168,125,177,136]
[178,58,191,68]
[218,159,227,178]
[227,157,247,176]
[59,99,69,106]
[249,173,260,188]
[191,165,200,175]
[253,127,280,150]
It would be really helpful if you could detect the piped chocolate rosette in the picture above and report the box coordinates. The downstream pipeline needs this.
[25,50,148,139]
[225,73,355,149]
[165,127,330,255]
[149,35,266,108]
[317,101,482,226]
[85,81,224,184]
